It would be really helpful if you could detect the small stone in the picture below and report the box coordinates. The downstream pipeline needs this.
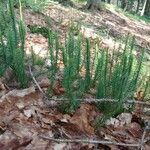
[117,113,132,125]
[143,107,150,115]
[23,109,35,118]
[16,101,25,109]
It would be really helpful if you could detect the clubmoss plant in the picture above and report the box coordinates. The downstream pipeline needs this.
[61,32,80,113]
[53,31,146,116]
[48,30,57,87]
[0,0,27,88]
[46,21,147,119]
[95,36,145,126]
[84,38,91,91]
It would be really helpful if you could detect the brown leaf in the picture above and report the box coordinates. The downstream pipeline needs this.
[127,122,143,138]
[1,87,35,101]
[53,80,65,95]
[70,104,96,135]
[0,132,32,150]
[38,78,50,88]
[55,121,86,138]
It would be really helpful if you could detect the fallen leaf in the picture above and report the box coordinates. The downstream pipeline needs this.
[127,122,143,138]
[53,80,65,95]
[38,78,50,88]
[70,104,95,135]
[1,87,35,102]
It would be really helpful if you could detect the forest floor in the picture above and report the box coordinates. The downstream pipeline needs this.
[0,2,150,150]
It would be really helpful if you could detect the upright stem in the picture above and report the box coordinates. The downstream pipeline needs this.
[141,0,148,16]
[19,0,23,21]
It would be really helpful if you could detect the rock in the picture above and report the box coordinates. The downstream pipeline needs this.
[23,107,35,118]
[106,113,132,127]
[117,113,132,126]
[143,107,150,115]
[16,100,25,109]
[106,118,120,127]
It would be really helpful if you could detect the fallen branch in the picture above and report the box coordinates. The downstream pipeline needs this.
[139,126,147,150]
[39,135,140,147]
[48,97,150,106]
[29,65,45,95]
[144,137,150,143]
[29,65,59,107]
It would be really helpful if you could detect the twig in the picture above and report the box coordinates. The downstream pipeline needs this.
[144,137,150,143]
[29,65,44,95]
[139,127,147,150]
[48,97,150,106]
[29,65,58,107]
[39,135,140,147]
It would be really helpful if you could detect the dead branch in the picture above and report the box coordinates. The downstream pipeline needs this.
[48,97,150,106]
[139,127,147,150]
[29,65,59,107]
[39,135,140,147]
[144,137,150,143]
[29,65,44,95]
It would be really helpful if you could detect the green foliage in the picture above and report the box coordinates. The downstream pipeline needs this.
[124,12,150,24]
[94,36,145,127]
[84,38,91,91]
[96,36,144,112]
[69,21,81,36]
[60,32,81,113]
[14,0,50,12]
[31,49,45,66]
[98,25,109,37]
[28,25,49,38]
[75,0,86,3]
[53,0,74,7]
[48,29,59,95]
[47,29,146,118]
[143,78,150,99]
[0,0,147,126]
[0,0,27,88]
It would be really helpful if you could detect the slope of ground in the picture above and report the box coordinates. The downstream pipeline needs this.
[23,3,150,50]
[21,2,150,70]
